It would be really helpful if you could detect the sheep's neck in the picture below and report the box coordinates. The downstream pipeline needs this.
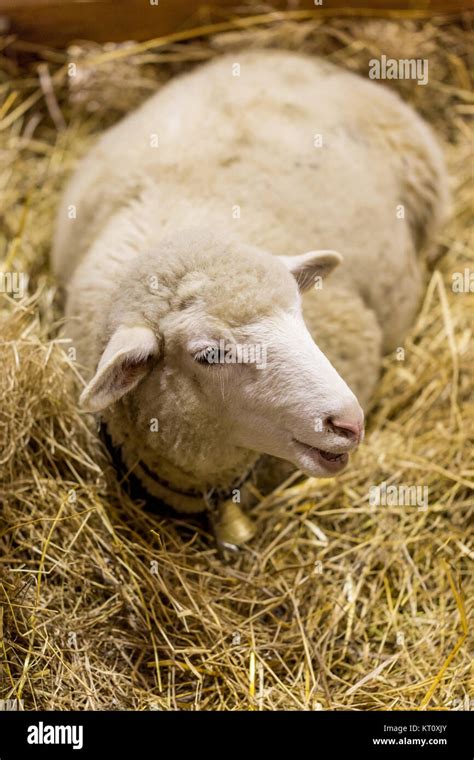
[103,418,259,514]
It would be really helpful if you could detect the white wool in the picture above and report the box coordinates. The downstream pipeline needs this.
[52,50,448,496]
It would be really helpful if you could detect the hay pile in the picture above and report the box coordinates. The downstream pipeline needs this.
[0,12,472,711]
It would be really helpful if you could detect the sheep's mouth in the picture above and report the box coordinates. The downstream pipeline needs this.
[292,439,349,474]
[318,449,347,462]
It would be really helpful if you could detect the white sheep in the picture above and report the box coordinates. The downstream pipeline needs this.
[52,50,448,521]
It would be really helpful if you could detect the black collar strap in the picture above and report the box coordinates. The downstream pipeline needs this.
[99,423,255,515]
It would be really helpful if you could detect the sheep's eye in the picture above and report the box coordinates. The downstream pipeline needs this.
[193,346,217,365]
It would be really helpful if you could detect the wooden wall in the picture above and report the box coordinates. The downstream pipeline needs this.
[0,0,472,47]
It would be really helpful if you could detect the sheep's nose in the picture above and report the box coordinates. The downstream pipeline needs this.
[328,406,364,444]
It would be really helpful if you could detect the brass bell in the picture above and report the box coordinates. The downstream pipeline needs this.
[214,500,256,547]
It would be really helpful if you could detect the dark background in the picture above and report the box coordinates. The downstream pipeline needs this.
[0,0,473,47]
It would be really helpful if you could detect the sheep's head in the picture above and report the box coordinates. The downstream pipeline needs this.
[80,230,364,482]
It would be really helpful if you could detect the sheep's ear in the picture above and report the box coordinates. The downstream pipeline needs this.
[80,325,160,413]
[279,250,342,293]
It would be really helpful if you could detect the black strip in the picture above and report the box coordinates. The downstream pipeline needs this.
[0,710,469,758]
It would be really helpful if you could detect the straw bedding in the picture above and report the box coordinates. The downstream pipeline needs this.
[0,12,472,710]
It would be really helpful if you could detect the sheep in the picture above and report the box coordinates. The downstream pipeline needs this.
[52,50,448,532]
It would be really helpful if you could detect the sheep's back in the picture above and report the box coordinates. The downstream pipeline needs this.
[52,49,447,348]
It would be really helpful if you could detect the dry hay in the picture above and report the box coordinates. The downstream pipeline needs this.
[0,11,473,711]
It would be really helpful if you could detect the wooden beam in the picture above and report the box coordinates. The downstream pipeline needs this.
[0,0,472,47]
